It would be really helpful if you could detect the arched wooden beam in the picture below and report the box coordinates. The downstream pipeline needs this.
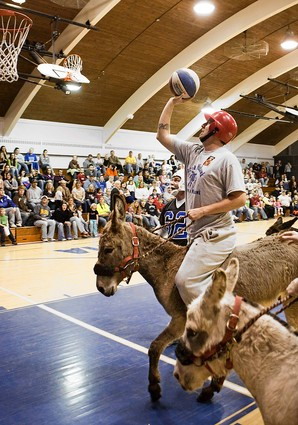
[103,0,297,144]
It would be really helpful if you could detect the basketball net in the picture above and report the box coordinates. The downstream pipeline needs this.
[0,9,32,83]
[63,54,83,82]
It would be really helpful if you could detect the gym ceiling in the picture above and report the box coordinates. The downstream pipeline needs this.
[0,0,297,154]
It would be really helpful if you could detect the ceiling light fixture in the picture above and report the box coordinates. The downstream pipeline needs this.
[280,27,298,51]
[11,0,26,3]
[65,83,82,92]
[193,1,215,16]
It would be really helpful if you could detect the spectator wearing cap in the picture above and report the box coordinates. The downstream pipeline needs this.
[124,151,138,175]
[29,169,45,190]
[118,173,125,185]
[33,195,56,242]
[0,187,22,227]
[26,180,43,210]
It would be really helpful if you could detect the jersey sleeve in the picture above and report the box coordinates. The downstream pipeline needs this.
[170,135,194,164]
[223,153,246,195]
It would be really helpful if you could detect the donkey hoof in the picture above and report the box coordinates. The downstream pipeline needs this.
[148,384,161,402]
[196,386,214,403]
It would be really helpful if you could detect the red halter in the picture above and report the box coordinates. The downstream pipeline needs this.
[114,222,140,283]
[199,295,242,375]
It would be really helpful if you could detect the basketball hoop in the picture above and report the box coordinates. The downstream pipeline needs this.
[63,54,83,81]
[0,9,32,83]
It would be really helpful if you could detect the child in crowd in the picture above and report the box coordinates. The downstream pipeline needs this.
[272,197,283,216]
[89,203,98,237]
[0,207,17,246]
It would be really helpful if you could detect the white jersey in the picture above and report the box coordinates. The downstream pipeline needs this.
[172,136,245,238]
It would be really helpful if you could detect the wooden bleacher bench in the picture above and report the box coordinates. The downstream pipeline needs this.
[5,226,41,244]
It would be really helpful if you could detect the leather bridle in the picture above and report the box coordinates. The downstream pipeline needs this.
[114,222,140,284]
[175,296,242,376]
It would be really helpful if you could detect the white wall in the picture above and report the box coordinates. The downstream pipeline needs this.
[0,118,275,168]
[227,142,275,165]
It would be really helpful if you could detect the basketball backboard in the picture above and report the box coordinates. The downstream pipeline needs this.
[37,63,90,83]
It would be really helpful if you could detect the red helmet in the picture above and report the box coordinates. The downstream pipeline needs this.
[204,111,237,143]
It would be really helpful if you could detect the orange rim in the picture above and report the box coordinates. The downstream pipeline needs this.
[0,8,32,31]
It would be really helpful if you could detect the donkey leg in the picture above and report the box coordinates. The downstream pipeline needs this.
[148,315,186,402]
[197,376,226,403]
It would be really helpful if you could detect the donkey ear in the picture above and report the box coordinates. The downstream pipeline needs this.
[111,194,126,229]
[281,216,297,230]
[225,258,239,293]
[204,268,227,305]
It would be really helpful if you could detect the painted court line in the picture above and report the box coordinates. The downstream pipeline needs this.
[215,401,256,425]
[0,285,252,398]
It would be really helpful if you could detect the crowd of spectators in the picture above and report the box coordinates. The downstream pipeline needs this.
[233,158,297,222]
[0,144,297,245]
[0,146,184,243]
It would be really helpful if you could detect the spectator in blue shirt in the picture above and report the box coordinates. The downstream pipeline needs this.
[24,148,39,171]
[0,187,22,227]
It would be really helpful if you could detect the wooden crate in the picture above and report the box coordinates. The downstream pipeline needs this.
[15,226,41,243]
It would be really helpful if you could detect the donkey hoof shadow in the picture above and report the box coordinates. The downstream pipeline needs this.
[149,384,162,402]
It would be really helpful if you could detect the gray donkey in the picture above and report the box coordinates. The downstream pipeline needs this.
[174,258,298,425]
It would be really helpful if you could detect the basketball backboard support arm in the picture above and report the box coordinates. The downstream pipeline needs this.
[225,92,298,123]
[223,108,296,124]
[2,0,121,137]
[268,77,298,91]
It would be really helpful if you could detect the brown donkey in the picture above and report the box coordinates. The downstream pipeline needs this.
[94,195,298,402]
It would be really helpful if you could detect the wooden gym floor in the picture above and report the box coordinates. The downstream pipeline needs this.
[0,219,296,425]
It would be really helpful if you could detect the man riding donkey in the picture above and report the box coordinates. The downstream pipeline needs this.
[157,95,246,400]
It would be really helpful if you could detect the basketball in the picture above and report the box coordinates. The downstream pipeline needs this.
[169,68,200,99]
